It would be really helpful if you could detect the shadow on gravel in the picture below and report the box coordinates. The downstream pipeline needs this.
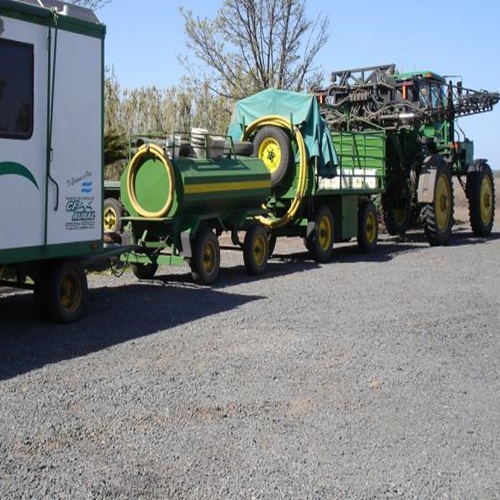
[0,283,262,381]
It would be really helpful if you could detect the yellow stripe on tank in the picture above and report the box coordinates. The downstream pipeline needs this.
[184,180,270,195]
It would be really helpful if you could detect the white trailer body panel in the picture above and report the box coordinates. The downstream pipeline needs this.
[0,3,104,263]
[47,29,102,245]
[0,16,47,251]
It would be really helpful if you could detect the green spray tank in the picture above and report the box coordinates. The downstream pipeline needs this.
[120,137,271,220]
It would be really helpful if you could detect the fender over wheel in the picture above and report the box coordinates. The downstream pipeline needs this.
[420,161,454,246]
[190,227,221,285]
[253,126,293,187]
[357,201,379,253]
[243,223,269,276]
[467,162,495,237]
[307,204,334,263]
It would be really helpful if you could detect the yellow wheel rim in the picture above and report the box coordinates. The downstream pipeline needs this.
[318,215,333,251]
[365,211,377,244]
[480,175,493,225]
[258,137,281,174]
[435,174,451,231]
[60,273,82,313]
[202,241,217,275]
[253,234,267,267]
[103,207,117,232]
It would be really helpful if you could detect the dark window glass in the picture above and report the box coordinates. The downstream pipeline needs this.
[0,39,34,139]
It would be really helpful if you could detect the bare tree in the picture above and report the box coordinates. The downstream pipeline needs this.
[67,0,110,9]
[181,0,330,100]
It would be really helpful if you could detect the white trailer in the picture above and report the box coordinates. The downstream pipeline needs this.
[0,0,105,322]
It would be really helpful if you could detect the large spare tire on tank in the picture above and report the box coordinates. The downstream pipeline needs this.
[253,126,293,187]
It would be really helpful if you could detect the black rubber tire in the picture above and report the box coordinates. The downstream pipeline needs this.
[103,197,123,233]
[467,163,495,237]
[268,233,277,258]
[191,227,221,285]
[420,162,454,246]
[253,126,292,187]
[243,223,269,276]
[35,260,88,324]
[381,190,411,236]
[357,201,379,253]
[131,262,159,280]
[233,141,254,156]
[307,205,334,263]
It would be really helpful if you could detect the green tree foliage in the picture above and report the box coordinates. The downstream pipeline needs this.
[103,71,231,179]
[104,71,231,138]
[104,129,127,167]
[181,0,330,100]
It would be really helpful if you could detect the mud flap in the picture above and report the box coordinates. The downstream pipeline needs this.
[417,154,444,204]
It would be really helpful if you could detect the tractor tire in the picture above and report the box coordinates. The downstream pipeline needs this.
[357,201,379,253]
[103,197,123,233]
[35,259,88,324]
[381,191,411,236]
[191,227,221,285]
[243,223,269,276]
[131,262,159,280]
[253,126,292,187]
[420,161,454,246]
[467,162,495,237]
[307,205,334,263]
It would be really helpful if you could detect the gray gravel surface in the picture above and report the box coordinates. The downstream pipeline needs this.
[1,228,500,499]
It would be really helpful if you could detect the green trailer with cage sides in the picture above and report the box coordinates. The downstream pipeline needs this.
[227,89,386,262]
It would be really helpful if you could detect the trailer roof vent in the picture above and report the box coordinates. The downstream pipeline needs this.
[18,0,100,23]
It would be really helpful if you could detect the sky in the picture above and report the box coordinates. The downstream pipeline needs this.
[98,0,500,169]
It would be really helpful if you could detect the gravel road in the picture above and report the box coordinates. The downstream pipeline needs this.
[1,204,500,498]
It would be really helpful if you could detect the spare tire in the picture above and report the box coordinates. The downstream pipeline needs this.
[253,126,293,187]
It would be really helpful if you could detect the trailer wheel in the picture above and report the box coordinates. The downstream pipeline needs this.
[243,223,269,276]
[131,262,158,280]
[253,126,292,187]
[357,201,379,253]
[467,163,495,237]
[307,205,334,263]
[103,197,123,233]
[191,227,221,285]
[420,162,454,246]
[35,260,88,324]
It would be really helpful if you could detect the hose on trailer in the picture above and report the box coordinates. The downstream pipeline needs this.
[242,115,308,229]
[126,143,175,218]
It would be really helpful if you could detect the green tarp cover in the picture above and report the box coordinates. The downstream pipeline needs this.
[228,88,338,170]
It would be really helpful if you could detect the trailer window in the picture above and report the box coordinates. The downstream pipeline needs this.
[0,39,34,139]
